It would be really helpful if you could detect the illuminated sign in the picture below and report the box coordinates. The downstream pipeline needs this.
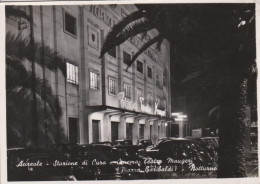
[155,101,166,117]
[118,92,137,111]
[118,92,166,117]
[139,97,152,114]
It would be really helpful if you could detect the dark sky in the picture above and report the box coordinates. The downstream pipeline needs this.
[138,3,256,127]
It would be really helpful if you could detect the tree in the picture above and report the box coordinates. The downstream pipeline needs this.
[6,5,67,147]
[6,32,65,147]
[100,4,256,177]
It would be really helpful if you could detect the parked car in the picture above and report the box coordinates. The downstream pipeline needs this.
[112,140,147,179]
[137,139,153,149]
[7,148,76,181]
[91,141,113,146]
[114,140,142,159]
[114,139,133,146]
[49,143,78,155]
[145,138,211,166]
[67,144,122,180]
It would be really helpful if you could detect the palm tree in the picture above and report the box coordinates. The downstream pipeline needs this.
[100,4,256,178]
[6,32,66,147]
[6,5,66,147]
[6,55,62,147]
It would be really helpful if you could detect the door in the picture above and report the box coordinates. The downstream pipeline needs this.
[183,124,187,137]
[139,124,144,139]
[111,121,119,143]
[126,123,133,140]
[150,125,153,139]
[158,125,161,138]
[171,124,179,137]
[92,120,99,143]
[69,118,78,144]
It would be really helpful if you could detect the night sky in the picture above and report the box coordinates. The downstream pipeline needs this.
[138,3,256,128]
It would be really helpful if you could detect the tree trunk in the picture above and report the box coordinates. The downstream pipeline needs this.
[217,76,247,177]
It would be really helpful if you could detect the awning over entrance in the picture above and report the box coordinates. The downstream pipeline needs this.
[84,105,174,145]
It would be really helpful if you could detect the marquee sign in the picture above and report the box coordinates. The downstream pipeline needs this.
[118,92,166,117]
[155,101,166,117]
[118,92,138,111]
[140,97,152,114]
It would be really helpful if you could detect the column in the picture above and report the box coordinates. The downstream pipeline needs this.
[144,119,150,139]
[153,120,159,145]
[102,112,111,141]
[88,112,93,143]
[132,52,136,102]
[79,6,87,145]
[119,114,134,139]
[100,29,107,105]
[178,121,184,138]
[103,111,121,142]
[160,122,165,138]
[117,45,122,92]
[133,117,140,145]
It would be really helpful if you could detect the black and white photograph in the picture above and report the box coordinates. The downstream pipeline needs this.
[2,1,259,182]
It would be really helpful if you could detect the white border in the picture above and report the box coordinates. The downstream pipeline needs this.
[0,0,257,5]
[0,0,259,184]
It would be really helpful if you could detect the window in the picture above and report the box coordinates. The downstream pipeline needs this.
[90,71,99,90]
[136,60,143,73]
[147,67,152,79]
[123,51,131,66]
[64,11,77,36]
[123,83,131,99]
[108,77,116,95]
[108,47,116,58]
[66,62,78,84]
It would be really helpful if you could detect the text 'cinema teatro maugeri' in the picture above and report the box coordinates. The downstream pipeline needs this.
[6,4,189,146]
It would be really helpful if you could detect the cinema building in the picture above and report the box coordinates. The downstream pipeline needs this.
[6,4,173,146]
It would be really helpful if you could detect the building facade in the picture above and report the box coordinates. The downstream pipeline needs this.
[6,4,173,146]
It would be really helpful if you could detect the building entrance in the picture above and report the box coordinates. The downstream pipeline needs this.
[111,121,119,143]
[69,118,78,144]
[92,120,99,143]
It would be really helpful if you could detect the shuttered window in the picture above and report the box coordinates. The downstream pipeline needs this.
[90,71,99,90]
[66,62,78,84]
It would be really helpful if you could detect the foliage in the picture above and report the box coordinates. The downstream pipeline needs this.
[6,32,66,75]
[6,33,64,147]
[100,9,165,67]
[101,4,256,178]
[6,6,31,20]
